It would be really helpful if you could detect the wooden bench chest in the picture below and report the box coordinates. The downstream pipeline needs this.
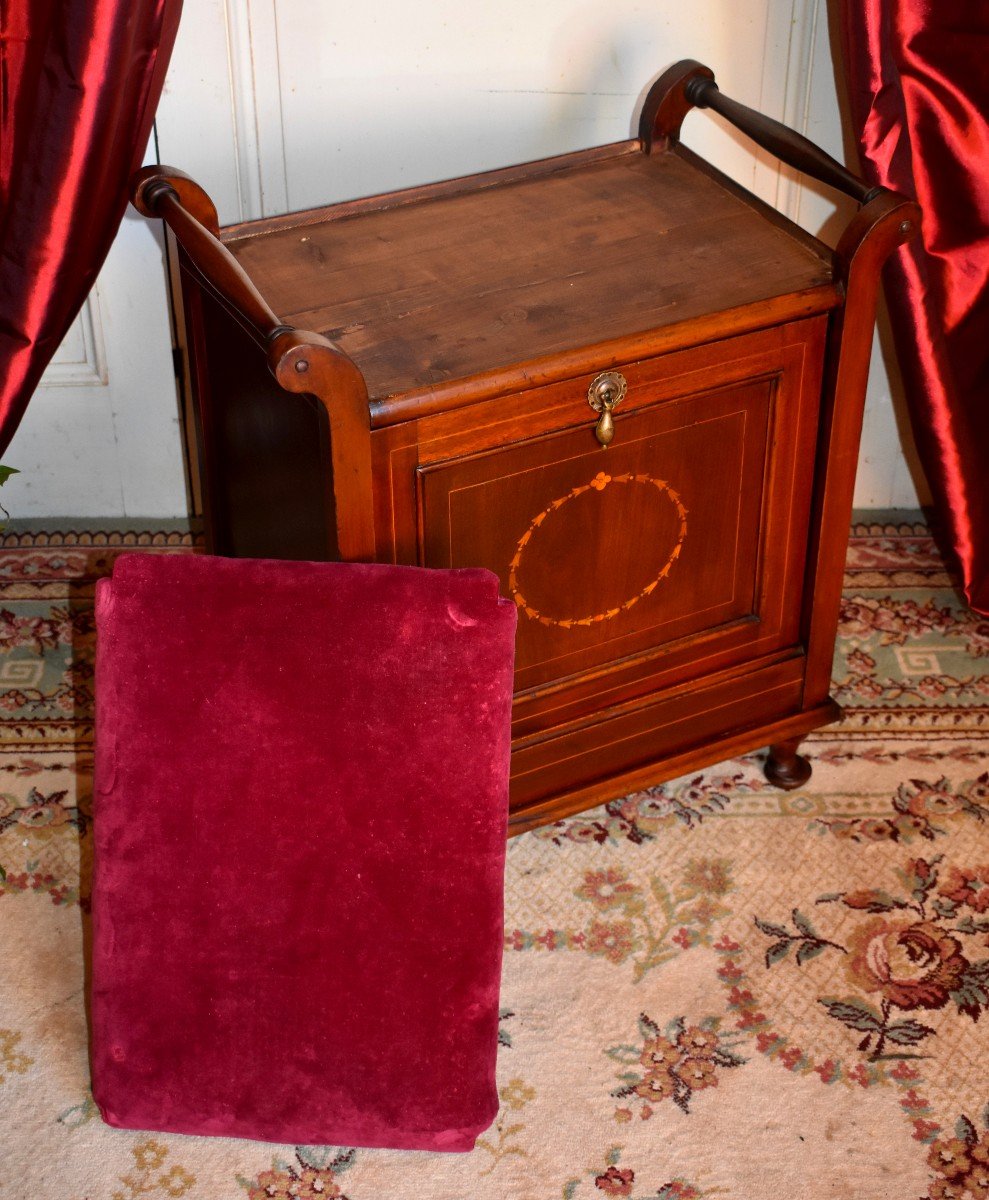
[132,60,918,833]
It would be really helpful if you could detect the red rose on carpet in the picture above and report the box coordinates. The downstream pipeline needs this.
[595,1166,634,1196]
[899,779,964,819]
[845,917,969,1010]
[938,865,989,913]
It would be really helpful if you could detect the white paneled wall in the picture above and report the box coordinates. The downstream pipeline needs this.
[11,0,928,520]
[157,0,804,223]
[3,200,187,520]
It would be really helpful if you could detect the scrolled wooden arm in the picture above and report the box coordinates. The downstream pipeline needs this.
[131,165,375,562]
[640,60,881,205]
[130,165,361,392]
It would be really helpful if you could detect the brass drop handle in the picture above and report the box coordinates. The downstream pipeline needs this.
[587,371,627,447]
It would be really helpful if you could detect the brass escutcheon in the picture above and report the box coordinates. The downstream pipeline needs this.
[587,371,627,447]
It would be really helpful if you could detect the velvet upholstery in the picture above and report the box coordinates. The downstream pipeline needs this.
[91,553,517,1151]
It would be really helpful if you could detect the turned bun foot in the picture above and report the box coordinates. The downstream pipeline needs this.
[764,737,812,790]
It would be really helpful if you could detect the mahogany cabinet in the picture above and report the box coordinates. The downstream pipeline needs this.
[131,61,918,834]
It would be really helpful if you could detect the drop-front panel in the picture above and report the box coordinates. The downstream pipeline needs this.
[371,318,827,810]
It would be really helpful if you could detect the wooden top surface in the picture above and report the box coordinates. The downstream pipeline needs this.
[224,143,836,403]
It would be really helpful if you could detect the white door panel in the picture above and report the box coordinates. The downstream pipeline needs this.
[4,194,188,520]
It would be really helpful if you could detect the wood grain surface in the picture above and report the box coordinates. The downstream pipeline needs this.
[224,147,834,403]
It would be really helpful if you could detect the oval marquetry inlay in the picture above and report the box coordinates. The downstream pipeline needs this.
[508,470,688,628]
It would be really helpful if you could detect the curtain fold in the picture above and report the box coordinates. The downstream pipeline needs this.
[0,0,182,454]
[838,0,989,615]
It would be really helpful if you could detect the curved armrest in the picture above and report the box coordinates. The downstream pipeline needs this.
[641,60,882,205]
[130,165,361,394]
[131,165,375,561]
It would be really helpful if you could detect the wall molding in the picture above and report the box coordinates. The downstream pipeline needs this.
[223,0,289,221]
[775,0,823,224]
[40,294,108,388]
[753,0,822,222]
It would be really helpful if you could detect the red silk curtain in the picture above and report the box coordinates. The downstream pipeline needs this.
[0,0,182,454]
[838,0,989,615]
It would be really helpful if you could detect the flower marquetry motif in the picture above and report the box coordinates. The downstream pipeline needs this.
[508,471,688,628]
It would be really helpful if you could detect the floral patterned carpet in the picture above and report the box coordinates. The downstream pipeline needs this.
[1,524,987,1199]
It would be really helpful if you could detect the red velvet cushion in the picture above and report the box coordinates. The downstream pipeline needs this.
[91,553,516,1152]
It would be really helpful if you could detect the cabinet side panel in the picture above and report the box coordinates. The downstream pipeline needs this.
[183,265,336,561]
